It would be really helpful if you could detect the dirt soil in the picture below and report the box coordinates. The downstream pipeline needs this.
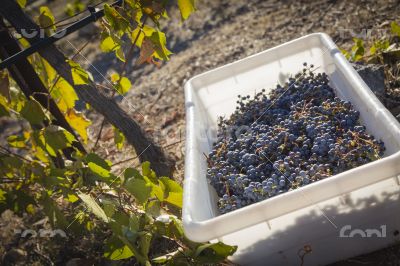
[2,0,400,265]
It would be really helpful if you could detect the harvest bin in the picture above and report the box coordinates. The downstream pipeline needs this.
[183,33,400,265]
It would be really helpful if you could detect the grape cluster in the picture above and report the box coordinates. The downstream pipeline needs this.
[206,63,385,214]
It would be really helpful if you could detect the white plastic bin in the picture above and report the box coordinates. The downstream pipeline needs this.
[183,33,400,265]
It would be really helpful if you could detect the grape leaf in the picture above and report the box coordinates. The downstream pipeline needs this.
[177,0,195,20]
[100,33,121,52]
[391,21,400,37]
[113,127,125,149]
[17,0,26,8]
[148,31,172,61]
[78,192,109,222]
[0,96,10,117]
[136,37,155,65]
[20,98,46,125]
[111,73,132,94]
[51,77,78,112]
[0,70,10,101]
[68,60,89,85]
[65,109,91,143]
[194,242,237,264]
[104,4,130,35]
[124,178,152,204]
[104,236,134,260]
[7,135,27,148]
[85,153,112,178]
[38,6,56,32]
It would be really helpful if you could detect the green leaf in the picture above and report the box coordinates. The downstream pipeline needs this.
[85,153,111,178]
[104,4,130,35]
[43,125,75,151]
[104,236,134,260]
[139,232,152,258]
[149,31,172,61]
[0,96,9,117]
[124,167,143,180]
[17,0,26,8]
[125,178,152,204]
[113,127,125,150]
[41,192,68,228]
[77,192,109,222]
[194,242,237,264]
[177,0,195,20]
[351,38,365,62]
[38,6,56,31]
[391,21,400,37]
[142,161,152,177]
[102,199,116,218]
[20,98,46,125]
[1,156,23,169]
[0,189,6,202]
[0,70,10,101]
[115,47,126,62]
[7,135,27,148]
[145,200,161,217]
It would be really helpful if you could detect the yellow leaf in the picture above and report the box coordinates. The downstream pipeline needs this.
[42,58,57,83]
[51,78,78,112]
[65,109,91,143]
[38,6,56,32]
[177,0,195,20]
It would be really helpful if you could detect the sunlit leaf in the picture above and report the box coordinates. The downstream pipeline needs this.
[113,127,125,149]
[65,109,91,143]
[68,60,89,85]
[104,236,134,260]
[111,73,131,94]
[85,153,112,178]
[17,0,26,8]
[7,135,27,148]
[350,38,365,62]
[66,193,79,203]
[177,0,195,20]
[78,192,109,222]
[38,6,56,32]
[148,31,172,61]
[391,21,400,37]
[0,96,9,117]
[115,47,126,62]
[100,34,120,52]
[51,77,79,112]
